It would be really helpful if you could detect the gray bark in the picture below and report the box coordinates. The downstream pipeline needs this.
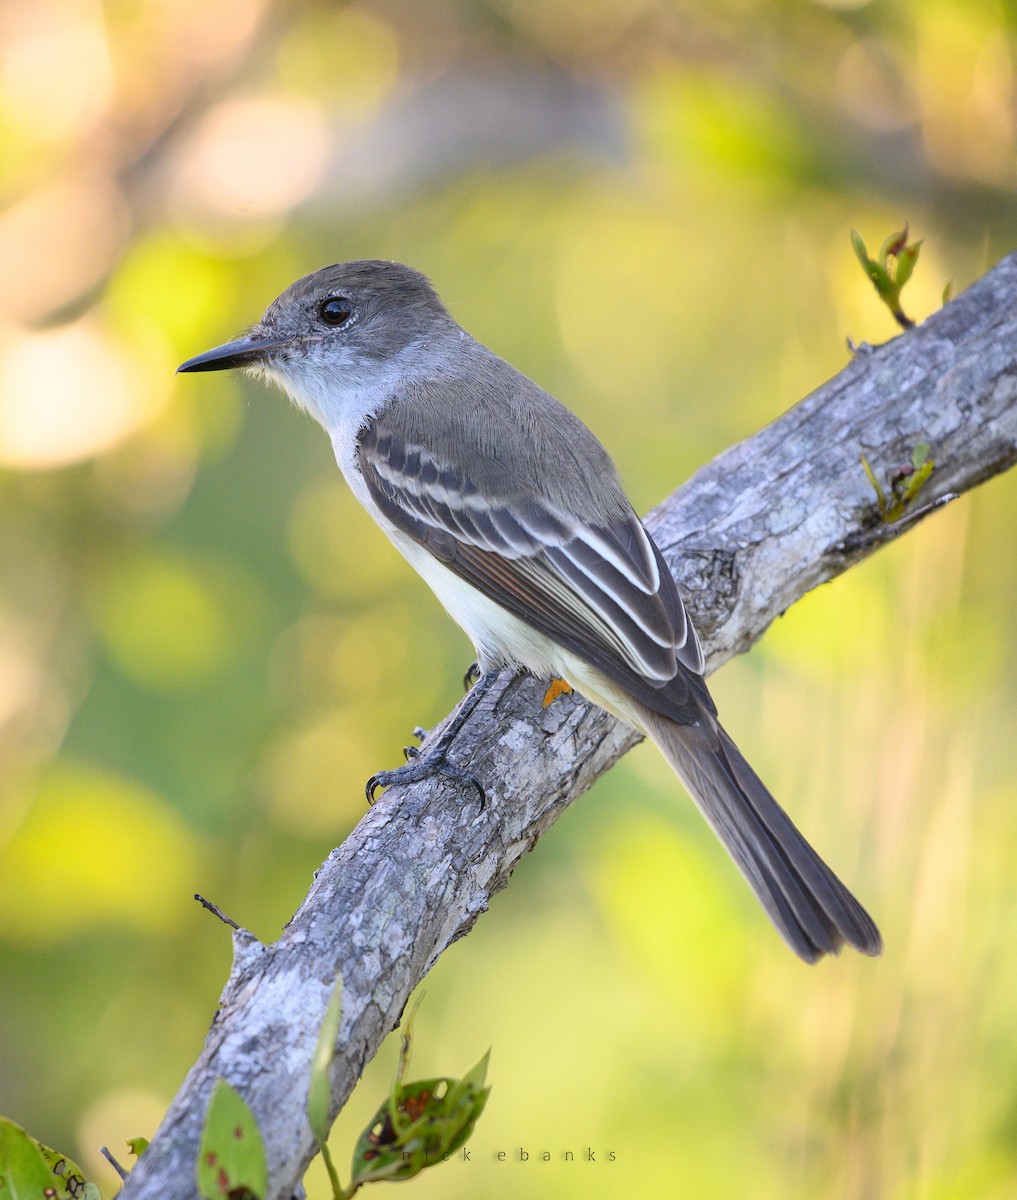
[120,253,1017,1200]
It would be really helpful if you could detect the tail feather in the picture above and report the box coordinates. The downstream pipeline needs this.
[641,708,883,963]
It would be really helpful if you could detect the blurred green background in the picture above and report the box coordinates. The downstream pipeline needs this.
[2,1,1017,1197]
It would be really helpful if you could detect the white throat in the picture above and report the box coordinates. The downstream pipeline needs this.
[257,352,398,435]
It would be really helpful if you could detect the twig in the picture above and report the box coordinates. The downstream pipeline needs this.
[194,893,241,931]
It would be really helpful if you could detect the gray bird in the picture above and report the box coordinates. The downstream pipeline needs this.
[178,259,882,964]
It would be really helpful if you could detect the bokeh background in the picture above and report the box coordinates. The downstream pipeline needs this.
[2,1,1017,1197]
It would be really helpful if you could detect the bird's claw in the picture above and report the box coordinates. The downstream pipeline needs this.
[367,669,498,807]
[366,753,486,807]
[463,661,481,691]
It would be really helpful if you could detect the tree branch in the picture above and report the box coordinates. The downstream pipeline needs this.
[120,253,1017,1200]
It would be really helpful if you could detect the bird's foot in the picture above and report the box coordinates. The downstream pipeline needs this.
[366,671,501,806]
[463,660,481,691]
[366,750,486,807]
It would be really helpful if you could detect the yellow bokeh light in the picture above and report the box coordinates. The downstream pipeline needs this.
[0,0,113,145]
[555,204,693,407]
[587,809,750,1034]
[287,479,408,601]
[0,317,170,469]
[276,7,399,116]
[835,38,922,132]
[915,2,1017,187]
[257,708,380,835]
[168,93,331,221]
[87,549,246,692]
[0,763,199,943]
[0,171,130,325]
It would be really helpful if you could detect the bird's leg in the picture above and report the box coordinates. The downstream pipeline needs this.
[463,660,481,691]
[366,671,501,806]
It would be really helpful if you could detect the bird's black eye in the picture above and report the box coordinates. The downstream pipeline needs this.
[319,297,353,327]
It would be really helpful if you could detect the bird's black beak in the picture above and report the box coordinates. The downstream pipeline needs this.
[176,334,290,373]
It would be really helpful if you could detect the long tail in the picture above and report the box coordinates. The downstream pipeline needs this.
[640,708,883,963]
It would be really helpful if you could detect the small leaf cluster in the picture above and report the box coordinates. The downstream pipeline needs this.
[851,225,922,330]
[309,983,491,1200]
[346,1051,490,1192]
[860,443,935,524]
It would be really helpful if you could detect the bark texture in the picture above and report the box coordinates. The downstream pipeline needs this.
[120,254,1017,1200]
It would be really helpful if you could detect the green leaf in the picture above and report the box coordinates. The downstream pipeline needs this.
[349,1078,445,1185]
[457,1048,491,1096]
[35,1136,98,1200]
[349,1052,491,1187]
[0,1118,61,1200]
[865,261,892,293]
[850,229,870,268]
[879,225,909,264]
[894,240,922,288]
[308,977,343,1146]
[0,1118,99,1200]
[902,458,935,508]
[197,1081,268,1200]
[865,442,935,523]
[859,453,888,517]
[437,1050,491,1159]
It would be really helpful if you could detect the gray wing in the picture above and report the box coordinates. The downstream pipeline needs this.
[358,415,713,726]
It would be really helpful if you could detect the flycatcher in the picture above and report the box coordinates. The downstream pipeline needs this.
[178,260,881,964]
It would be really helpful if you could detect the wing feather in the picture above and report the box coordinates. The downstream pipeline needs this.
[358,415,711,723]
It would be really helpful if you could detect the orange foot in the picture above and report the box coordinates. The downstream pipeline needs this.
[542,678,574,708]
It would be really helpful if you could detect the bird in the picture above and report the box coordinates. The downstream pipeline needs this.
[178,259,882,964]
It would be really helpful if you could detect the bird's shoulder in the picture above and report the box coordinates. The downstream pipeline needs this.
[363,339,628,521]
